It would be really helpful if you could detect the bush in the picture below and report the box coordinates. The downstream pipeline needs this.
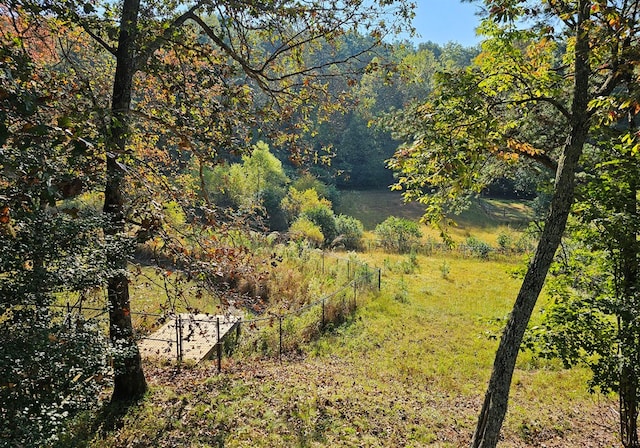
[496,230,513,251]
[334,214,364,250]
[1,312,111,447]
[259,187,288,231]
[289,217,324,247]
[302,205,338,246]
[202,142,289,222]
[0,212,111,447]
[374,216,423,253]
[281,187,332,222]
[465,236,492,259]
[290,173,341,206]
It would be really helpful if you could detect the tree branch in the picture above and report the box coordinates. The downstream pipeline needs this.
[81,24,116,56]
[185,11,270,91]
[510,96,572,122]
[134,2,207,71]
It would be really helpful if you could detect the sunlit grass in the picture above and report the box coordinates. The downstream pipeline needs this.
[89,250,616,447]
[81,196,618,447]
[336,189,532,231]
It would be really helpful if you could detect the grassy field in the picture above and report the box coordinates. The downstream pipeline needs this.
[77,193,619,447]
[336,190,533,230]
[83,252,617,447]
[336,189,535,250]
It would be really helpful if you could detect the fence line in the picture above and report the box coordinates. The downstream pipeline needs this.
[51,251,381,370]
[364,238,533,259]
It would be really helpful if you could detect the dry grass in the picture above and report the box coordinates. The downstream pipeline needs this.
[82,250,619,448]
[70,195,621,447]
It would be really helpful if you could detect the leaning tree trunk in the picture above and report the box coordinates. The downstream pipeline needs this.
[470,2,592,446]
[104,0,147,401]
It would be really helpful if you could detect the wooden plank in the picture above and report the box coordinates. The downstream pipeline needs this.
[138,314,240,363]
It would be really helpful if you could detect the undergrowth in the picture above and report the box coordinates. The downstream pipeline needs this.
[67,249,619,448]
[56,197,617,447]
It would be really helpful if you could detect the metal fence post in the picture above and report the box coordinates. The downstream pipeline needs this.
[278,316,283,362]
[216,317,222,373]
[176,314,183,364]
[321,298,325,329]
[353,280,357,311]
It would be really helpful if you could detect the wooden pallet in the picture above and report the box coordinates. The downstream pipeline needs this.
[138,314,240,363]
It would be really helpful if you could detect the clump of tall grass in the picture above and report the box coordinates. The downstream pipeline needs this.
[236,287,358,357]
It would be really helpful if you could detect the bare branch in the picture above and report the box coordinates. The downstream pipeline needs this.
[81,24,116,56]
[134,2,207,71]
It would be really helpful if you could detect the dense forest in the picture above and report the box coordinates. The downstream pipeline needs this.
[2,1,640,447]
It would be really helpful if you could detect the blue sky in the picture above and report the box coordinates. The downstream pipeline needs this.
[408,0,485,47]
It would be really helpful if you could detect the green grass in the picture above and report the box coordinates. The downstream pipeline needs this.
[336,190,534,251]
[67,193,618,447]
[336,189,429,230]
[79,250,617,448]
[336,190,532,231]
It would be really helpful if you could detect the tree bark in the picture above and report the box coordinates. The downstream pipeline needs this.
[470,2,592,446]
[104,0,147,401]
[619,164,639,447]
[620,360,639,448]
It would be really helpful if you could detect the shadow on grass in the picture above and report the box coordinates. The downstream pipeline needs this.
[56,397,142,448]
[93,398,139,436]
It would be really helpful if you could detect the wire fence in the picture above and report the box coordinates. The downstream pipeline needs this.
[54,251,381,371]
[137,252,380,369]
[50,236,532,374]
[362,238,534,259]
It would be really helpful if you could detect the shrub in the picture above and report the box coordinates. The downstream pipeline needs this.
[259,187,288,231]
[465,236,492,259]
[289,217,324,247]
[334,214,364,250]
[496,230,513,251]
[374,216,423,253]
[439,260,450,278]
[290,173,340,206]
[302,205,338,246]
[400,249,419,274]
[202,142,289,223]
[0,211,111,447]
[281,187,332,222]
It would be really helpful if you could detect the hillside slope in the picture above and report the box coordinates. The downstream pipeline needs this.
[85,254,617,448]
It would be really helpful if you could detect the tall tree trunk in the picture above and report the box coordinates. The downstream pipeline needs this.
[620,361,639,448]
[104,0,147,401]
[470,2,591,446]
[619,165,639,447]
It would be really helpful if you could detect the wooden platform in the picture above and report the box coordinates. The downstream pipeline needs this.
[138,314,240,363]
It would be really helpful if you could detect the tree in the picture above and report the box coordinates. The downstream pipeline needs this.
[528,122,640,445]
[387,1,640,446]
[304,40,479,189]
[8,0,413,401]
[0,21,111,444]
[202,141,289,229]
